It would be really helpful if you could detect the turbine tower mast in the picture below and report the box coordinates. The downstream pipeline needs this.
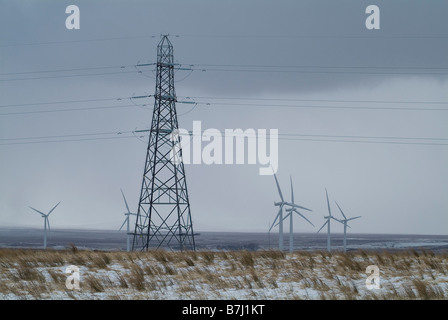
[317,189,338,252]
[132,35,195,251]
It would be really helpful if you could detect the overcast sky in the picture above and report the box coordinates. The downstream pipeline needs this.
[0,0,447,236]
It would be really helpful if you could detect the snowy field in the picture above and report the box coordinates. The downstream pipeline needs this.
[0,248,447,300]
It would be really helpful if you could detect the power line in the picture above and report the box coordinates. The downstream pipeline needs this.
[0,63,156,77]
[0,35,160,47]
[181,95,448,105]
[278,137,448,146]
[0,70,139,82]
[193,101,448,112]
[2,129,448,146]
[277,133,448,142]
[0,65,136,76]
[0,104,144,116]
[3,62,445,76]
[2,62,446,82]
[2,33,446,48]
[0,135,137,146]
[186,66,448,76]
[0,130,132,141]
[1,98,445,116]
[177,34,448,39]
[1,95,446,110]
[2,136,447,146]
[1,100,445,116]
[0,130,138,145]
[0,98,120,109]
[184,63,448,71]
[0,96,151,109]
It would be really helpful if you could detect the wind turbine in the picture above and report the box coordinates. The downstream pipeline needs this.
[279,176,314,253]
[317,189,339,252]
[334,201,361,252]
[269,173,312,251]
[29,202,61,249]
[270,172,286,250]
[119,189,137,252]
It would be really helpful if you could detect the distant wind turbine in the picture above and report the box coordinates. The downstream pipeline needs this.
[334,201,361,252]
[274,176,314,252]
[270,173,312,251]
[317,189,339,252]
[270,172,286,250]
[119,189,137,252]
[29,202,61,249]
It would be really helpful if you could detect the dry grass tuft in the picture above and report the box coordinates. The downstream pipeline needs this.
[86,275,105,293]
[1,248,447,300]
[127,264,146,291]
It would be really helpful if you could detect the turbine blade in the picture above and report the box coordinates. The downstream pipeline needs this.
[121,189,131,213]
[46,217,51,232]
[334,201,347,220]
[274,212,291,228]
[29,206,45,216]
[325,188,332,217]
[273,172,284,202]
[294,209,314,227]
[283,212,291,221]
[348,216,362,221]
[289,203,312,212]
[290,176,294,204]
[331,216,343,224]
[269,206,283,232]
[47,201,61,216]
[317,220,328,233]
[119,217,128,231]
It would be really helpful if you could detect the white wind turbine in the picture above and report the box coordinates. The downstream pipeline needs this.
[280,176,314,252]
[317,189,339,252]
[29,202,61,249]
[285,176,314,252]
[270,173,285,251]
[269,173,312,251]
[334,201,361,252]
[119,189,137,252]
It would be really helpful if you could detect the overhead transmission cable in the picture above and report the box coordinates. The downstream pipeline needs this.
[2,33,447,47]
[1,129,448,147]
[1,61,447,82]
[1,93,447,115]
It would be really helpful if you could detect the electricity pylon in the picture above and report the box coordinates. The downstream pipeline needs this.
[132,35,195,251]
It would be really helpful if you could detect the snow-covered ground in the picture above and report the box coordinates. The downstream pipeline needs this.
[0,249,447,300]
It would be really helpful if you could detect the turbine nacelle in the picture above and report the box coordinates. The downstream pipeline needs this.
[331,216,343,223]
[287,202,312,212]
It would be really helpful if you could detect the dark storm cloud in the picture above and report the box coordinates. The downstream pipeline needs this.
[1,1,447,96]
[0,0,447,235]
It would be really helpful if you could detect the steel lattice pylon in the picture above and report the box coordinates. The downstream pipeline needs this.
[132,35,195,251]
